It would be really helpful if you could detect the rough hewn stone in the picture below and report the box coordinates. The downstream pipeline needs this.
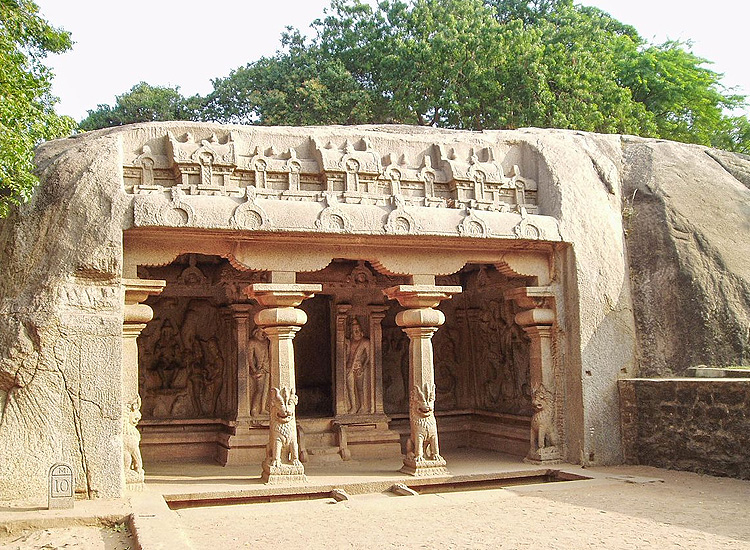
[620,379,750,479]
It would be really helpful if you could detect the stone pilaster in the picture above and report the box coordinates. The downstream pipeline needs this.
[383,284,461,476]
[229,304,254,423]
[249,281,321,483]
[121,278,165,489]
[505,286,560,464]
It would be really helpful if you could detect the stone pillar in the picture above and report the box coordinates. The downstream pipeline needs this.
[249,279,321,484]
[505,286,560,464]
[369,306,388,416]
[383,283,461,476]
[334,304,353,417]
[121,278,165,489]
[229,304,254,423]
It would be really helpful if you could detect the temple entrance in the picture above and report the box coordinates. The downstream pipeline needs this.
[134,251,542,467]
[295,295,333,418]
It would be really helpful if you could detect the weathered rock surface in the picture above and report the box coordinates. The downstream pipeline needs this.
[622,139,750,376]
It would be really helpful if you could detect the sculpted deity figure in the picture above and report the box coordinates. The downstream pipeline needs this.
[248,327,271,416]
[345,317,370,414]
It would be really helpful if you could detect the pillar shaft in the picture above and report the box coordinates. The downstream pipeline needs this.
[121,278,165,488]
[505,286,560,464]
[229,304,254,422]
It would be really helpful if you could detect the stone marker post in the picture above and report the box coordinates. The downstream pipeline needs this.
[384,282,461,476]
[48,463,74,510]
[249,278,321,483]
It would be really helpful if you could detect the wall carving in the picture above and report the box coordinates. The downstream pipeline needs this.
[125,132,554,239]
[139,297,229,419]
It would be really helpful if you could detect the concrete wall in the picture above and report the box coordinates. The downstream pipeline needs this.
[620,378,750,480]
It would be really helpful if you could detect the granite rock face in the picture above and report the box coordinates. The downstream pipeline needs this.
[0,122,747,501]
[622,139,750,376]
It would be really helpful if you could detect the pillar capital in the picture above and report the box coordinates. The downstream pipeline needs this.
[504,285,554,312]
[383,285,462,309]
[247,283,321,308]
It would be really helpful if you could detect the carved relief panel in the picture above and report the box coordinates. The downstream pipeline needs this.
[138,297,231,420]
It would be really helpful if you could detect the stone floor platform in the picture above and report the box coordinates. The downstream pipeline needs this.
[4,449,750,549]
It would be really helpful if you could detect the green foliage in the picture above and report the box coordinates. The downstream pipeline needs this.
[0,0,75,216]
[79,82,200,131]
[79,0,750,153]
[203,29,376,125]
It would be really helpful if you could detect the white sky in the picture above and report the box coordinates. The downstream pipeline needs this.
[35,0,750,122]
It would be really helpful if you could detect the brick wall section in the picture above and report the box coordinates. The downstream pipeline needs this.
[619,379,750,480]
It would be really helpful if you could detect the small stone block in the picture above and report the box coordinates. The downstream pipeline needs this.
[400,457,448,477]
[331,488,350,502]
[390,483,419,496]
[524,446,562,465]
[48,462,74,510]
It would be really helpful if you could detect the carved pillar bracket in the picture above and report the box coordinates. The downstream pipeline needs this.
[505,286,560,465]
[383,284,461,476]
[121,278,166,488]
[248,282,321,484]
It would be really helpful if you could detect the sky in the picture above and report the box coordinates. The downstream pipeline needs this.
[35,0,750,122]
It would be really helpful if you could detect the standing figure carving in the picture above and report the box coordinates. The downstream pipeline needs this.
[248,327,271,416]
[405,384,444,468]
[345,317,370,414]
[123,396,145,484]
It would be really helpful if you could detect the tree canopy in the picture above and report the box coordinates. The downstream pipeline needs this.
[0,0,75,216]
[78,0,750,154]
[79,82,201,131]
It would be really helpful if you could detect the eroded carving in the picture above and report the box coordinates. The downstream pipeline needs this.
[345,317,370,414]
[139,298,228,419]
[263,386,305,481]
[527,383,560,462]
[248,327,271,416]
[123,396,144,484]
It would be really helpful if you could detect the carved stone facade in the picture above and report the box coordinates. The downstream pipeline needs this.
[6,122,671,501]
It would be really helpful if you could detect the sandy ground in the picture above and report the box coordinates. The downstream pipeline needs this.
[175,466,750,550]
[3,463,750,550]
[0,524,133,550]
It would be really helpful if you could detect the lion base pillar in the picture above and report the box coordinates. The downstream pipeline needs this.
[249,281,320,484]
[384,283,461,477]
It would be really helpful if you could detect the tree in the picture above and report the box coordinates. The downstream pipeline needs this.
[0,0,75,216]
[79,82,200,131]
[80,0,750,153]
[204,29,377,125]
